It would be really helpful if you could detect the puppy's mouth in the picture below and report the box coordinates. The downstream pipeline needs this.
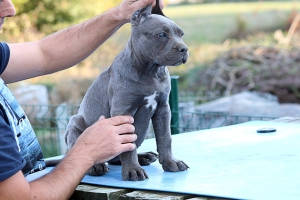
[172,57,187,66]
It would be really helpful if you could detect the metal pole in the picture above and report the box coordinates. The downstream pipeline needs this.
[169,76,180,135]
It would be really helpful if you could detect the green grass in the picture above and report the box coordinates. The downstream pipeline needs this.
[164,1,299,18]
[108,1,299,44]
[161,1,299,44]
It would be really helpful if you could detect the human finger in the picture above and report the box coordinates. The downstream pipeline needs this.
[99,115,106,120]
[109,116,134,125]
[120,133,137,144]
[121,143,137,152]
[135,0,155,8]
[117,123,135,135]
[117,0,155,23]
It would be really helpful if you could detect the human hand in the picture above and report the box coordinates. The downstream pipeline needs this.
[71,115,137,167]
[116,0,165,23]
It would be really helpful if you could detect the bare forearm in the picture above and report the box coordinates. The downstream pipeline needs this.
[3,7,124,83]
[30,148,93,200]
[0,149,92,200]
[28,116,136,200]
[0,116,136,200]
[2,0,157,83]
[38,7,125,75]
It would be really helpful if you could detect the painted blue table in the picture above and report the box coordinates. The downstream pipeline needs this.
[43,120,300,200]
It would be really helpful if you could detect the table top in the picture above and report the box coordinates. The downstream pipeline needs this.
[45,121,300,200]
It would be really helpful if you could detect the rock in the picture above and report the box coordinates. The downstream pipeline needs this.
[195,91,281,117]
[12,84,49,124]
[191,91,300,129]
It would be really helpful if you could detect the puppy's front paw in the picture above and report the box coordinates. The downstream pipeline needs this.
[87,163,109,176]
[122,165,149,181]
[160,158,189,172]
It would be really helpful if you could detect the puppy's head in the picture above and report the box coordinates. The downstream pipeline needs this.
[130,5,188,67]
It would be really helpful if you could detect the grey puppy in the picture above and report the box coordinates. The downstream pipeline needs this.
[65,4,189,181]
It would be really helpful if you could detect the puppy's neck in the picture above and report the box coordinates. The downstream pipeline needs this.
[125,41,168,80]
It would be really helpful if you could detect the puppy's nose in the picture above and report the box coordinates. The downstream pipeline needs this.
[179,46,188,53]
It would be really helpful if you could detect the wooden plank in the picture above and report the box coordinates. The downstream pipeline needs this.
[119,190,193,200]
[187,198,226,200]
[70,184,132,200]
[71,184,231,200]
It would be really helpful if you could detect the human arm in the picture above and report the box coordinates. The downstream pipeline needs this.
[1,0,164,84]
[0,116,136,200]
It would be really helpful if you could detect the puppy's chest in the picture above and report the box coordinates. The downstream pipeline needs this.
[141,91,166,112]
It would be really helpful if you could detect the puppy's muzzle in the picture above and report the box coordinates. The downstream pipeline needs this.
[178,45,188,64]
[179,46,188,53]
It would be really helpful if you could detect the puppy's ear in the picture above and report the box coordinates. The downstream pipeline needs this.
[131,5,152,27]
[151,0,165,17]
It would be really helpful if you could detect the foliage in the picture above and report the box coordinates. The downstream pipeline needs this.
[2,0,122,42]
[183,32,300,103]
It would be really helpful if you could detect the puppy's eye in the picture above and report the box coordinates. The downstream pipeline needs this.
[157,32,167,37]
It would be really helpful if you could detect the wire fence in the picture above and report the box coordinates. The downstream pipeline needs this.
[22,103,277,158]
[173,110,276,133]
[21,104,79,158]
[178,90,222,104]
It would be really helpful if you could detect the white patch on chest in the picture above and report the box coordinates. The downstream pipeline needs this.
[144,91,158,111]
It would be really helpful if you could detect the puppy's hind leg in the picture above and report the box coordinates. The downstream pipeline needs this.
[87,163,109,176]
[65,114,86,149]
[65,114,109,176]
[137,152,158,166]
[108,151,158,166]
